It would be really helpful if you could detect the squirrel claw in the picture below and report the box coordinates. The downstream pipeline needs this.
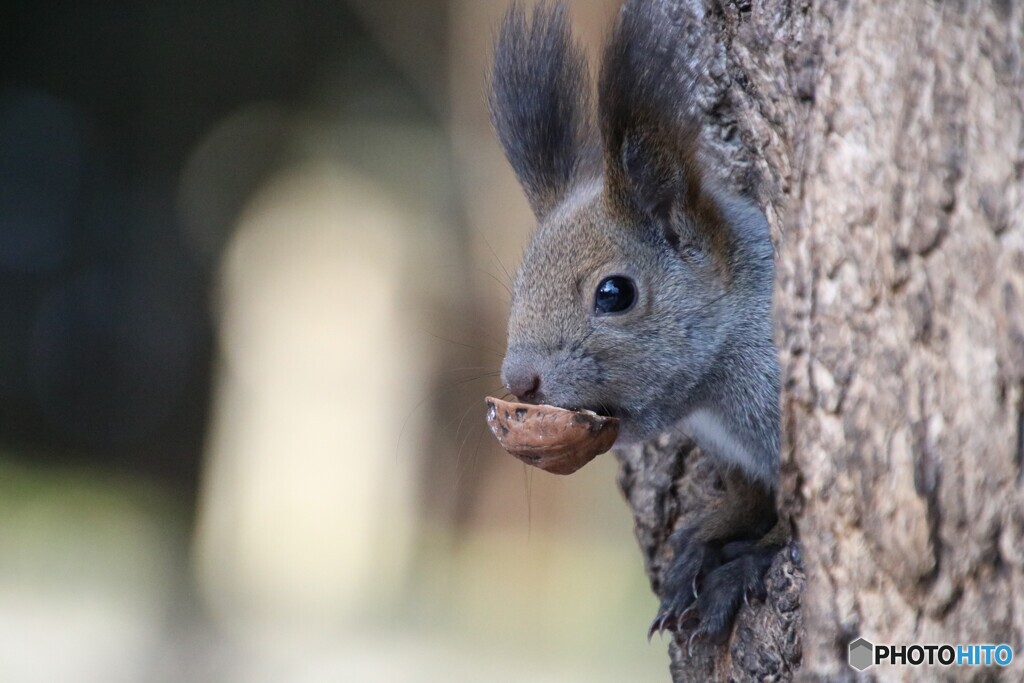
[648,603,699,642]
[675,605,698,631]
[647,612,669,641]
[687,629,703,658]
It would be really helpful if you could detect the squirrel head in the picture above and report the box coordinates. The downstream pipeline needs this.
[490,2,774,445]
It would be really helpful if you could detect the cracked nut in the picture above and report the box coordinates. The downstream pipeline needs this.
[484,396,620,475]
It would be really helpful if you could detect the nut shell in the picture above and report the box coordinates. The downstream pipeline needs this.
[484,396,620,475]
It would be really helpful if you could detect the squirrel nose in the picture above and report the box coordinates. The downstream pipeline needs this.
[506,370,541,403]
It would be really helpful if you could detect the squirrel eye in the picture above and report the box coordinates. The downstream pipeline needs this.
[594,276,637,315]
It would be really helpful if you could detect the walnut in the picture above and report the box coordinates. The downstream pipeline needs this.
[484,396,620,475]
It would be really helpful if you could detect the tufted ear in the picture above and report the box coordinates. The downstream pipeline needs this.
[598,4,730,262]
[489,2,599,219]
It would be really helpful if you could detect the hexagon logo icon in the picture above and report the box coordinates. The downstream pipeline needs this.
[849,637,874,671]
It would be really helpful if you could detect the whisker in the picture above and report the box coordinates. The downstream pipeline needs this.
[426,263,512,303]
[450,398,487,489]
[457,319,510,353]
[420,329,504,358]
[452,421,482,495]
[478,230,515,287]
[475,267,513,301]
[451,390,487,443]
[459,421,491,498]
[395,374,503,460]
[523,462,534,541]
[437,366,501,374]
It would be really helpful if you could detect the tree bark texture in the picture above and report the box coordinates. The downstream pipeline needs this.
[617,1,1024,680]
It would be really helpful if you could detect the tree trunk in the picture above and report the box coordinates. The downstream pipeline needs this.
[618,1,1024,680]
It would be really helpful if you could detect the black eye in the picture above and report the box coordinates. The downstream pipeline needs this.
[594,276,637,315]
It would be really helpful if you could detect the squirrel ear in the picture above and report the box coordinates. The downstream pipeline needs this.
[489,2,599,219]
[598,6,719,241]
[615,126,701,224]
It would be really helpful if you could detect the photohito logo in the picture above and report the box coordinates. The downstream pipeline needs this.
[848,638,874,672]
[848,637,1014,671]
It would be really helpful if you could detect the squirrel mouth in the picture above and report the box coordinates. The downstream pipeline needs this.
[567,404,617,419]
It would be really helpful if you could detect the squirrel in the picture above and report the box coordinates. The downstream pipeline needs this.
[488,0,784,645]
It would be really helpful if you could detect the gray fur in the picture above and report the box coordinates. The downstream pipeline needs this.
[492,0,780,489]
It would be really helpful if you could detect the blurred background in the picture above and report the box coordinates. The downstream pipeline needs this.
[0,1,669,680]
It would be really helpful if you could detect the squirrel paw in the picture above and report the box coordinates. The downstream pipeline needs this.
[647,526,706,639]
[647,532,778,645]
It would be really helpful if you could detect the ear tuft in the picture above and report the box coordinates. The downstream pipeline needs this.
[489,2,598,218]
[598,4,716,237]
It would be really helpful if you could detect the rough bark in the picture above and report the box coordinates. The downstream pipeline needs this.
[617,436,805,681]
[618,0,1024,680]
